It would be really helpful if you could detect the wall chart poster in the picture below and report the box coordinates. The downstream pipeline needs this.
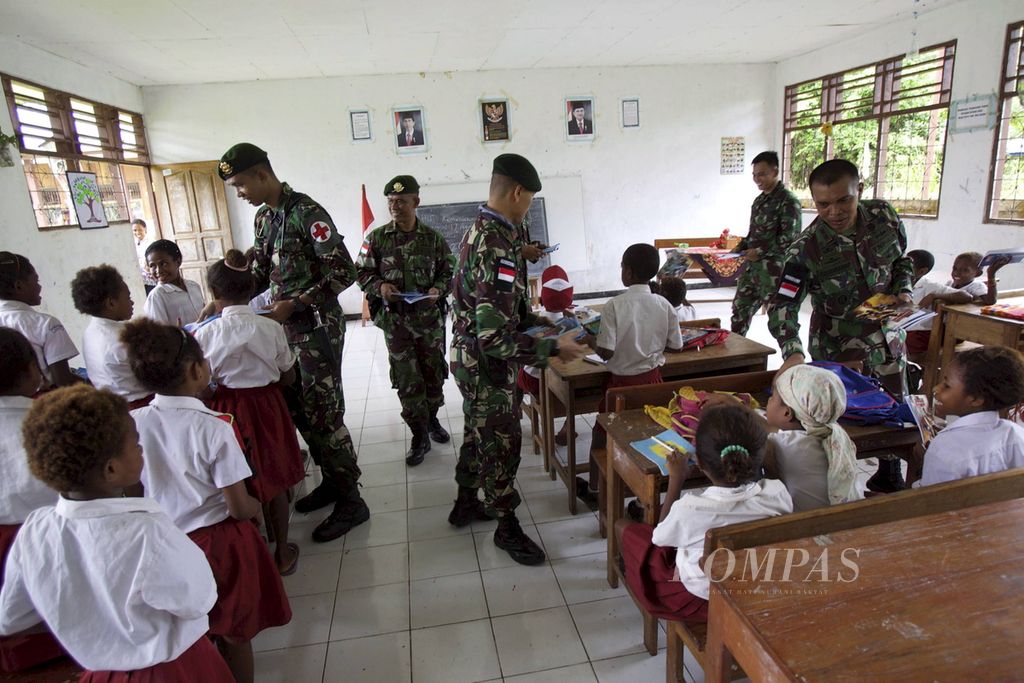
[481,100,510,142]
[66,171,109,229]
[720,137,745,175]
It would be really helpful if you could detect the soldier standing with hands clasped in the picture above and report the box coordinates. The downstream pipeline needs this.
[219,143,368,543]
[448,154,587,565]
[356,176,454,467]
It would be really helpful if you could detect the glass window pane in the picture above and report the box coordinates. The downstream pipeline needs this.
[830,119,880,194]
[878,109,948,217]
[785,127,826,208]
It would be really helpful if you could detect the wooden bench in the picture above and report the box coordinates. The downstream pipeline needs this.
[665,468,1024,682]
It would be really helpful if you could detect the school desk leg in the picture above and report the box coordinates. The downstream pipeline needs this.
[705,590,733,683]
[607,447,622,589]
[566,391,578,515]
[666,625,684,683]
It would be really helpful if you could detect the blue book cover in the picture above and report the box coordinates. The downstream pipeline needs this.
[630,428,695,475]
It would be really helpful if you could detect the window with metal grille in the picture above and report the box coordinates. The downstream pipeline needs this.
[783,41,956,218]
[987,21,1024,223]
[2,73,153,230]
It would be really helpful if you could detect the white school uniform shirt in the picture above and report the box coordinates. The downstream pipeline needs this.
[82,316,150,401]
[0,396,58,524]
[675,304,697,322]
[651,479,792,600]
[598,285,684,376]
[0,299,78,385]
[768,430,832,512]
[131,394,252,533]
[909,278,987,331]
[193,305,295,388]
[0,496,216,671]
[916,411,1024,487]
[143,280,204,327]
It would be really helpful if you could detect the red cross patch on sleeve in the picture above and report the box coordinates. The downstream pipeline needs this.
[310,221,333,243]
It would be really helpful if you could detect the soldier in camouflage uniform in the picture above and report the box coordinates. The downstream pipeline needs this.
[448,154,587,565]
[356,175,454,467]
[219,142,368,543]
[730,151,803,338]
[768,158,913,492]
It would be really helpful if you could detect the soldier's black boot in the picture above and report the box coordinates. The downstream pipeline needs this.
[447,486,492,527]
[294,479,340,514]
[428,411,450,444]
[312,488,370,543]
[406,425,431,467]
[865,457,906,494]
[494,513,545,565]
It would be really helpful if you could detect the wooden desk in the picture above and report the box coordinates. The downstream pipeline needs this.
[923,296,1024,398]
[704,497,1024,682]
[541,334,774,514]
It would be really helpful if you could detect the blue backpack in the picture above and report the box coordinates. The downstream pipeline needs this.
[808,361,906,428]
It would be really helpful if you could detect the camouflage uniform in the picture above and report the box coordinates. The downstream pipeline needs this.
[768,199,913,394]
[356,219,453,428]
[731,182,803,337]
[450,206,557,518]
[251,182,361,492]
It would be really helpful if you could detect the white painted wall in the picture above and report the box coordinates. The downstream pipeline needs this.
[0,36,144,350]
[773,0,1024,289]
[142,63,774,310]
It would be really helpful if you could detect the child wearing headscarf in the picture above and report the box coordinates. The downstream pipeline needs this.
[763,364,861,511]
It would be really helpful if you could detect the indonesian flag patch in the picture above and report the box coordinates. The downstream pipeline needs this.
[777,272,803,299]
[309,221,333,243]
[359,239,370,258]
[495,257,516,292]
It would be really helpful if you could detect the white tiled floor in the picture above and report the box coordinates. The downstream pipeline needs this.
[253,300,812,682]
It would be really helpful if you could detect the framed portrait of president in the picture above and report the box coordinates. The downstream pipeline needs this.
[565,97,595,141]
[393,106,427,154]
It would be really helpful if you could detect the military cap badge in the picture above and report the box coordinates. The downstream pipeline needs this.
[219,161,233,176]
[393,182,404,193]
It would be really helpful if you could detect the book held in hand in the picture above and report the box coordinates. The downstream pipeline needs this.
[853,293,936,330]
[630,428,696,475]
[979,248,1024,268]
[904,394,946,447]
[397,292,439,304]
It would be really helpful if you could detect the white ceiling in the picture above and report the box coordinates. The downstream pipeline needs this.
[0,0,963,86]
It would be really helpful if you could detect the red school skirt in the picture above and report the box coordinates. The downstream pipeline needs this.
[188,517,292,641]
[620,522,708,622]
[0,524,67,673]
[207,384,304,503]
[80,636,233,683]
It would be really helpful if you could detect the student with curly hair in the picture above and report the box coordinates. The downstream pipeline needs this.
[71,264,151,407]
[0,252,80,388]
[142,240,205,327]
[917,346,1024,487]
[0,385,232,681]
[614,404,792,622]
[193,250,304,576]
[121,318,290,683]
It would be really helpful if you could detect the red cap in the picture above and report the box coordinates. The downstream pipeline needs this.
[541,265,573,312]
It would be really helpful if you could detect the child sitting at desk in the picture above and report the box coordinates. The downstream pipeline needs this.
[658,276,697,322]
[916,346,1024,487]
[586,245,683,506]
[763,365,861,511]
[615,404,792,621]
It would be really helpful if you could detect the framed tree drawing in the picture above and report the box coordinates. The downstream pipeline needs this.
[66,171,109,229]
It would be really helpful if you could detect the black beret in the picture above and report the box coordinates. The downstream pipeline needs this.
[492,153,542,192]
[384,175,420,195]
[218,143,268,180]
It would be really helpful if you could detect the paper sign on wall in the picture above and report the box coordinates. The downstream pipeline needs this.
[720,137,745,175]
[950,95,997,134]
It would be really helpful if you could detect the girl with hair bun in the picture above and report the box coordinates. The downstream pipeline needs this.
[614,404,792,622]
[142,240,205,327]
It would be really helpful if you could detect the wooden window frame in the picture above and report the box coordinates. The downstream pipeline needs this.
[782,41,957,220]
[985,21,1024,225]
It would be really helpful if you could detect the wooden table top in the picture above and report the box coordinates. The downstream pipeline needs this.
[708,497,1024,680]
[547,334,775,382]
[944,296,1024,323]
[597,407,918,478]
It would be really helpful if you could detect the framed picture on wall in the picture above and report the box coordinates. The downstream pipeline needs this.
[65,171,109,229]
[565,97,594,141]
[393,106,427,154]
[349,110,372,142]
[480,99,510,142]
[621,98,640,128]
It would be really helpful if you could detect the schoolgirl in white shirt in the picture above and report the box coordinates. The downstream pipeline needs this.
[70,264,152,408]
[615,404,792,621]
[122,318,291,683]
[142,240,205,327]
[0,385,233,682]
[0,252,80,389]
[0,329,63,673]
[194,250,303,576]
[916,346,1024,487]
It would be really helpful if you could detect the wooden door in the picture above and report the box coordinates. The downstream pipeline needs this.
[151,161,234,300]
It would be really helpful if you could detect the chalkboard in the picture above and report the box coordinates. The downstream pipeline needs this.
[417,198,551,275]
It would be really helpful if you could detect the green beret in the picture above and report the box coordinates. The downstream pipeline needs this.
[218,143,268,180]
[492,153,542,192]
[384,175,420,196]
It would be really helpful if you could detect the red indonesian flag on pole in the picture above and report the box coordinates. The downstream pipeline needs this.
[361,184,374,234]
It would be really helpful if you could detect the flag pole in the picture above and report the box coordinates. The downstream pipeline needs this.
[360,184,374,327]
